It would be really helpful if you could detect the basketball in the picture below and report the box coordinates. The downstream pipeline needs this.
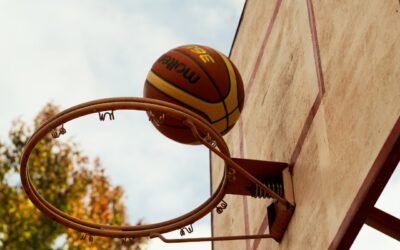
[144,44,245,144]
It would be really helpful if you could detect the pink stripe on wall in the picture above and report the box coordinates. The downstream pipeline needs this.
[289,0,325,169]
[251,0,325,249]
[237,0,283,249]
[231,0,325,249]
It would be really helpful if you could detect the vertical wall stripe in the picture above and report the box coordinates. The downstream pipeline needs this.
[253,0,325,248]
[289,0,325,169]
[236,0,283,249]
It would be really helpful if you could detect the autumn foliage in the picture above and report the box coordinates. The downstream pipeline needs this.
[0,103,146,249]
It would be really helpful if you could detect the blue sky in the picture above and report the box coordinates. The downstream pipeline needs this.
[0,1,398,250]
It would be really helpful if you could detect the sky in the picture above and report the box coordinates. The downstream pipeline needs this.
[0,1,398,250]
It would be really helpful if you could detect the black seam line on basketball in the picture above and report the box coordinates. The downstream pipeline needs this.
[145,79,213,124]
[174,49,230,131]
[202,48,234,131]
[150,69,224,104]
[221,124,235,134]
[199,46,232,100]
[148,74,240,127]
[149,71,239,125]
[215,108,238,135]
[149,71,240,125]
[147,77,239,128]
[146,73,219,124]
[211,105,241,124]
[151,105,240,129]
[215,52,233,108]
[215,52,234,131]
[202,47,237,130]
[233,65,244,112]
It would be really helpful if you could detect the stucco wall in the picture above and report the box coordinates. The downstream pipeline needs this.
[211,0,400,249]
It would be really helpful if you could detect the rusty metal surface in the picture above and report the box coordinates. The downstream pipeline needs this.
[150,232,274,243]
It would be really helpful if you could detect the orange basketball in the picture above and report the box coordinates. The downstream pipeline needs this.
[144,44,244,144]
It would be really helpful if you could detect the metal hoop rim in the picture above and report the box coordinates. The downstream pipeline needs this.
[20,97,231,238]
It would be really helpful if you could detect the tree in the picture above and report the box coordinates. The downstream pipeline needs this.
[0,103,146,250]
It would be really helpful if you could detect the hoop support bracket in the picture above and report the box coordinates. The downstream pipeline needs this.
[224,158,295,242]
[150,232,274,243]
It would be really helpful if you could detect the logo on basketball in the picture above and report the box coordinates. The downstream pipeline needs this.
[157,55,200,84]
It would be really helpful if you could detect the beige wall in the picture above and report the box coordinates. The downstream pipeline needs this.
[211,0,400,249]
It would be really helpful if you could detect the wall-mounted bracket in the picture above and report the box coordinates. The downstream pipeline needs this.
[225,158,295,242]
[151,159,296,243]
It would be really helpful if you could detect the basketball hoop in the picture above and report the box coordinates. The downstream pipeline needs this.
[20,97,295,243]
